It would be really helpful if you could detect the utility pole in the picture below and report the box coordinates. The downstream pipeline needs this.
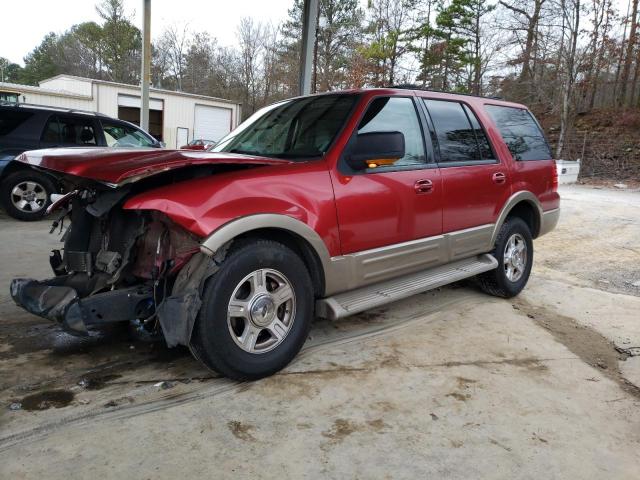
[140,0,151,132]
[298,0,319,96]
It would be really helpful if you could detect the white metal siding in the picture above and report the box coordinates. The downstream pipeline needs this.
[117,94,164,110]
[40,77,93,96]
[194,105,231,142]
[2,76,242,149]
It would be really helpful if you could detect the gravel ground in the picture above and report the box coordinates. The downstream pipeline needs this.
[0,184,639,479]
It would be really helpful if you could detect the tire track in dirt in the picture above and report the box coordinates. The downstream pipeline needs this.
[512,298,640,400]
[0,294,470,450]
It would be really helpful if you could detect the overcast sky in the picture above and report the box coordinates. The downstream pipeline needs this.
[0,0,294,65]
[1,0,633,66]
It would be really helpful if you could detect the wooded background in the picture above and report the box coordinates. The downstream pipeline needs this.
[2,0,640,180]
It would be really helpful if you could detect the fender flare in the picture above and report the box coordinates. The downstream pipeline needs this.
[199,213,339,292]
[490,191,543,246]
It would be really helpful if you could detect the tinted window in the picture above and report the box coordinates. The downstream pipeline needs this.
[42,116,61,143]
[213,94,357,159]
[0,110,33,136]
[358,97,426,166]
[463,104,494,160]
[485,105,552,161]
[424,99,494,163]
[43,116,97,145]
[0,92,20,103]
[102,121,155,147]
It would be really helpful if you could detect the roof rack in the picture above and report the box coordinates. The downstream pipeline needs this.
[0,100,109,117]
[389,84,503,100]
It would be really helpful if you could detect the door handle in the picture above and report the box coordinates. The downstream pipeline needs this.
[492,172,507,184]
[414,179,433,194]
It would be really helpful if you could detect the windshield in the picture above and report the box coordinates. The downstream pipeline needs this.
[102,121,156,148]
[212,94,358,159]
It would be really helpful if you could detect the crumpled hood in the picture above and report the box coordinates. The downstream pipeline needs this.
[15,148,292,186]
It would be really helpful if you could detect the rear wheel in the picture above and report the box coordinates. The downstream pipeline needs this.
[1,170,56,221]
[189,239,314,380]
[477,217,533,298]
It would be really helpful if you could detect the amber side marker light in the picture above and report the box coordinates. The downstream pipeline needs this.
[367,159,398,168]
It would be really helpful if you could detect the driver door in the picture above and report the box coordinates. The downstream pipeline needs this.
[331,95,443,282]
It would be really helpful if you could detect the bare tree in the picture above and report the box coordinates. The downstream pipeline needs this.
[156,24,191,91]
[499,0,548,98]
[617,0,638,105]
[556,0,582,158]
[237,17,266,115]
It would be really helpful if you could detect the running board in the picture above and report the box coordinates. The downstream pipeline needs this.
[316,254,498,320]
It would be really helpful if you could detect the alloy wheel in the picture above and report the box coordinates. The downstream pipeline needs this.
[227,268,296,354]
[503,233,528,282]
[10,181,47,213]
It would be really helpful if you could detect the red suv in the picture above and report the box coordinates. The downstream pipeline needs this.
[10,88,560,380]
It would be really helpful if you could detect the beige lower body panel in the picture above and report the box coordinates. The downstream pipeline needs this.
[324,224,494,295]
[539,208,560,237]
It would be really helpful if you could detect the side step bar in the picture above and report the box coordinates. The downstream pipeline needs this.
[316,254,498,320]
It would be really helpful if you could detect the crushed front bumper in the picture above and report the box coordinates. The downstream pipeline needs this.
[10,277,153,336]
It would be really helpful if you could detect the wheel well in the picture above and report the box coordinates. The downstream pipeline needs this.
[234,228,326,298]
[506,201,540,237]
[0,162,59,185]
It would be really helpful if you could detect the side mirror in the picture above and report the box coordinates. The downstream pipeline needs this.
[346,131,405,170]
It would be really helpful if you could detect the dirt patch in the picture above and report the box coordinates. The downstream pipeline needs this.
[227,420,256,442]
[77,374,122,391]
[103,396,135,408]
[322,418,359,444]
[513,299,640,399]
[447,392,471,402]
[456,377,477,388]
[428,357,550,371]
[489,438,512,452]
[15,390,75,411]
[366,418,388,431]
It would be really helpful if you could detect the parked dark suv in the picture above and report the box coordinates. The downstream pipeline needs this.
[0,102,161,220]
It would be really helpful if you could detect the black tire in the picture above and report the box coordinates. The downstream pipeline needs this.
[1,170,57,221]
[477,217,533,298]
[189,239,314,380]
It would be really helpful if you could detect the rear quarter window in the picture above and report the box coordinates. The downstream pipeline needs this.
[485,105,552,161]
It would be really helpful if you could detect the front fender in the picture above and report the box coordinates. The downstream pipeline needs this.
[122,162,341,257]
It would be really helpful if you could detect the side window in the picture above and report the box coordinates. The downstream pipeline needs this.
[41,116,61,143]
[423,99,494,164]
[0,110,34,136]
[102,122,155,147]
[358,97,426,166]
[463,104,494,161]
[57,116,97,145]
[485,105,552,161]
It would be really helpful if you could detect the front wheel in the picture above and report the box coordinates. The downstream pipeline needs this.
[189,239,314,380]
[1,170,56,221]
[477,217,533,298]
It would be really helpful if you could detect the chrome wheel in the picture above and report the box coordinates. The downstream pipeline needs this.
[227,268,296,354]
[503,233,527,282]
[10,181,47,213]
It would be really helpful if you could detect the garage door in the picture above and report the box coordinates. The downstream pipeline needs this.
[194,105,231,142]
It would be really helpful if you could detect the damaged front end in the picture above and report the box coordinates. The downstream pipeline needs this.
[10,183,221,347]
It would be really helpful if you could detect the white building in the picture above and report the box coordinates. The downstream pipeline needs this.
[0,75,242,148]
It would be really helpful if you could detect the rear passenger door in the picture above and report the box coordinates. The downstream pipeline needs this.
[421,98,510,258]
